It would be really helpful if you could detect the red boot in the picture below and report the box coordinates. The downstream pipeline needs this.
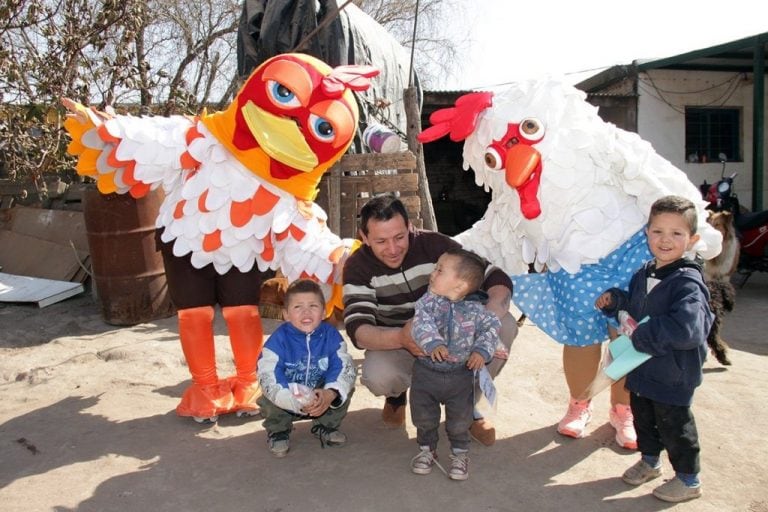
[175,306,234,422]
[222,305,264,416]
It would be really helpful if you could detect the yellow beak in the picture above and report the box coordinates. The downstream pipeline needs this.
[241,100,319,173]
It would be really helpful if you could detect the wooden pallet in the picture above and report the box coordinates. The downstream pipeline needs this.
[0,180,28,209]
[316,151,422,239]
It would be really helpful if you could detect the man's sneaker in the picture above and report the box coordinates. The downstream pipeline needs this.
[448,451,469,481]
[382,402,406,428]
[609,404,638,450]
[411,446,438,475]
[622,459,662,485]
[310,424,347,448]
[652,477,703,503]
[557,398,592,438]
[469,418,496,446]
[267,431,290,458]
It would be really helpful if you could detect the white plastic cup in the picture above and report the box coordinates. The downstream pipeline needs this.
[363,123,401,153]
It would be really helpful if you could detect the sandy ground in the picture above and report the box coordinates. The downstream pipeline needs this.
[1,274,767,512]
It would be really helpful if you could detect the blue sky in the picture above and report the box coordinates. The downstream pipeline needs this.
[446,0,768,89]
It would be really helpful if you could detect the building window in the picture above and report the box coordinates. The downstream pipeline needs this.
[685,107,741,163]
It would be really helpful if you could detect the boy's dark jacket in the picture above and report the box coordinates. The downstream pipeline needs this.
[600,258,714,406]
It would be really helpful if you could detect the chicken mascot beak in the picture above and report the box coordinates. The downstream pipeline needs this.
[505,144,543,219]
[504,144,540,188]
[241,100,319,173]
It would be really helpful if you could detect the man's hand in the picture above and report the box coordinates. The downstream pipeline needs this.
[400,319,426,356]
[485,284,511,320]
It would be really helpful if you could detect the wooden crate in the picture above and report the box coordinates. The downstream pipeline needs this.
[317,151,422,239]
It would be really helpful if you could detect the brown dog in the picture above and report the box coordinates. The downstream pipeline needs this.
[705,211,740,281]
[703,211,739,365]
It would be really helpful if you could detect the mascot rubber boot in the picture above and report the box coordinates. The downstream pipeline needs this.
[222,305,264,417]
[176,306,235,422]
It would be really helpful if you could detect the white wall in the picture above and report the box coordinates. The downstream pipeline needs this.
[636,69,767,211]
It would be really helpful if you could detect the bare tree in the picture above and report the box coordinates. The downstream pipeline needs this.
[353,0,467,87]
[0,0,240,186]
[0,0,461,187]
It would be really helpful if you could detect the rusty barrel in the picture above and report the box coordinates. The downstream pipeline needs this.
[84,187,175,325]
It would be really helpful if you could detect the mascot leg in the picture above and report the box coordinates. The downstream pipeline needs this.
[222,305,264,416]
[175,306,235,422]
[609,376,636,449]
[604,325,636,450]
[558,344,601,438]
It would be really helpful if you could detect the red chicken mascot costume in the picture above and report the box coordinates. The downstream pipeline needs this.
[63,53,378,422]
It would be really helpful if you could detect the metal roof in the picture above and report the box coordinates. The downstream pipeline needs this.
[576,32,768,93]
[576,32,767,210]
[637,32,768,73]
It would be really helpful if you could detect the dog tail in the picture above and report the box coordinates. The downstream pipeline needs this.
[706,278,737,312]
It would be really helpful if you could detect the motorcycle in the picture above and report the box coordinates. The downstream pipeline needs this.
[700,154,768,285]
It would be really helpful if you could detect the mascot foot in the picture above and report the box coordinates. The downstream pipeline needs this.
[229,376,262,416]
[176,381,235,420]
[193,415,219,424]
[236,408,261,418]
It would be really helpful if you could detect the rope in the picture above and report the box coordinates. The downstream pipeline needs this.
[290,0,356,54]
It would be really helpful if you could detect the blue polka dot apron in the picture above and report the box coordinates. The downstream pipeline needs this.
[511,230,651,346]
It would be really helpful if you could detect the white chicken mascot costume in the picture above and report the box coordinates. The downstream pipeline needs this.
[63,53,378,422]
[418,80,721,449]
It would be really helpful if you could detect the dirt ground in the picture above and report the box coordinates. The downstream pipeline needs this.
[1,273,767,512]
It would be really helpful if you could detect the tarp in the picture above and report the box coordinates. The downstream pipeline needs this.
[237,0,421,150]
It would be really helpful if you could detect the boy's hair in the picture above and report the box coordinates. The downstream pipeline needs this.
[649,195,698,234]
[444,247,486,293]
[283,279,325,307]
[359,194,410,235]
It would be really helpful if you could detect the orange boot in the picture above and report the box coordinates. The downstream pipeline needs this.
[222,305,264,416]
[175,306,234,422]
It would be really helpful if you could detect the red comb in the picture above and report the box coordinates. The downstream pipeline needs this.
[321,65,380,97]
[417,91,494,143]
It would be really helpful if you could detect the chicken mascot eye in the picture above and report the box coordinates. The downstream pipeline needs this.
[267,80,301,108]
[484,146,504,170]
[309,114,335,142]
[519,117,545,143]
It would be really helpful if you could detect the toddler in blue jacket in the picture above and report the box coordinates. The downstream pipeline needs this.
[257,279,355,457]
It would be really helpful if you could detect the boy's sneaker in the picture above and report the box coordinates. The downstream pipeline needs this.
[557,398,593,438]
[652,477,703,503]
[411,446,438,475]
[448,451,469,481]
[310,424,347,448]
[622,459,662,485]
[609,404,638,450]
[267,431,290,458]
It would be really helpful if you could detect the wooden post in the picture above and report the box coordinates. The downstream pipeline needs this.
[404,86,437,231]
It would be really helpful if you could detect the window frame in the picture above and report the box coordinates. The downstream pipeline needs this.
[684,107,742,163]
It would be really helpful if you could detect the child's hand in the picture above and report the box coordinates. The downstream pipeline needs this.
[466,351,485,370]
[431,345,449,362]
[302,389,335,417]
[595,292,613,310]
